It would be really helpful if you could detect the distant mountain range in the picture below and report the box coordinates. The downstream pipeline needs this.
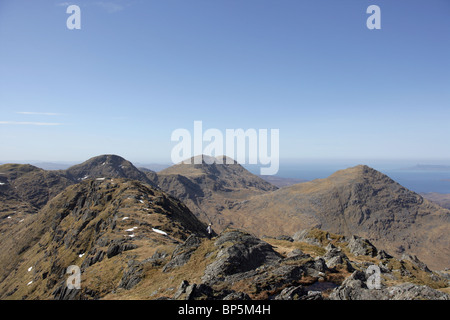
[1,154,449,300]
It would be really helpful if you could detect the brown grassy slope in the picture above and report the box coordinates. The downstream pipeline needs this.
[0,178,207,299]
[222,165,450,270]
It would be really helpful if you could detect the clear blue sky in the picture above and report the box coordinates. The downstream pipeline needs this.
[0,0,449,164]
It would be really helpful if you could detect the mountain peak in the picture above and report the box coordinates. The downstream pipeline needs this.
[325,165,395,186]
[227,163,450,269]
[65,154,155,186]
[173,154,238,166]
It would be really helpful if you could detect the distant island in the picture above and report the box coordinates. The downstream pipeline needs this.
[403,164,450,171]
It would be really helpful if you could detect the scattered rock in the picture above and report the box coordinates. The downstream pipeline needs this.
[163,235,201,272]
[202,230,281,284]
[223,292,252,300]
[324,247,354,271]
[274,285,307,300]
[401,254,431,273]
[292,229,321,246]
[347,235,378,257]
[275,235,294,242]
[106,241,137,259]
[118,260,144,290]
[330,270,450,300]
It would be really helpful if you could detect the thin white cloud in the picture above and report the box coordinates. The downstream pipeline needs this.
[93,2,125,13]
[55,2,70,7]
[0,121,63,126]
[55,1,131,13]
[16,112,62,116]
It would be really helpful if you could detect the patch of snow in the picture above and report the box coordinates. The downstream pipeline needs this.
[27,281,33,286]
[152,228,167,236]
[96,178,105,181]
[125,227,138,232]
[7,216,11,219]
[139,200,144,204]
[81,175,89,180]
[0,182,5,185]
[28,267,33,272]
[79,253,85,258]
[122,217,129,220]
[128,234,135,238]
[19,219,24,223]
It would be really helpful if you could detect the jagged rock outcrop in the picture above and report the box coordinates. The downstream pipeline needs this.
[347,235,378,257]
[163,235,202,272]
[201,230,281,284]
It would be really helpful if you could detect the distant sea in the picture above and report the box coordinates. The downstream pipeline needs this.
[245,162,450,194]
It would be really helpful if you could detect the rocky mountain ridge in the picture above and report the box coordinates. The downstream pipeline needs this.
[1,154,449,300]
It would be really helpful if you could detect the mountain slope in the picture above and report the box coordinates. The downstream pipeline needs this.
[154,155,278,230]
[0,178,207,299]
[223,165,450,270]
[0,164,73,234]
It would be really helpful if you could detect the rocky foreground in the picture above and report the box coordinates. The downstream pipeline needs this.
[54,227,449,301]
[157,229,450,300]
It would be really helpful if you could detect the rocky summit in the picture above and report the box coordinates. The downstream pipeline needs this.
[153,155,278,231]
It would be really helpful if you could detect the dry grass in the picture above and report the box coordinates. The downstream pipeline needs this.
[104,239,216,300]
